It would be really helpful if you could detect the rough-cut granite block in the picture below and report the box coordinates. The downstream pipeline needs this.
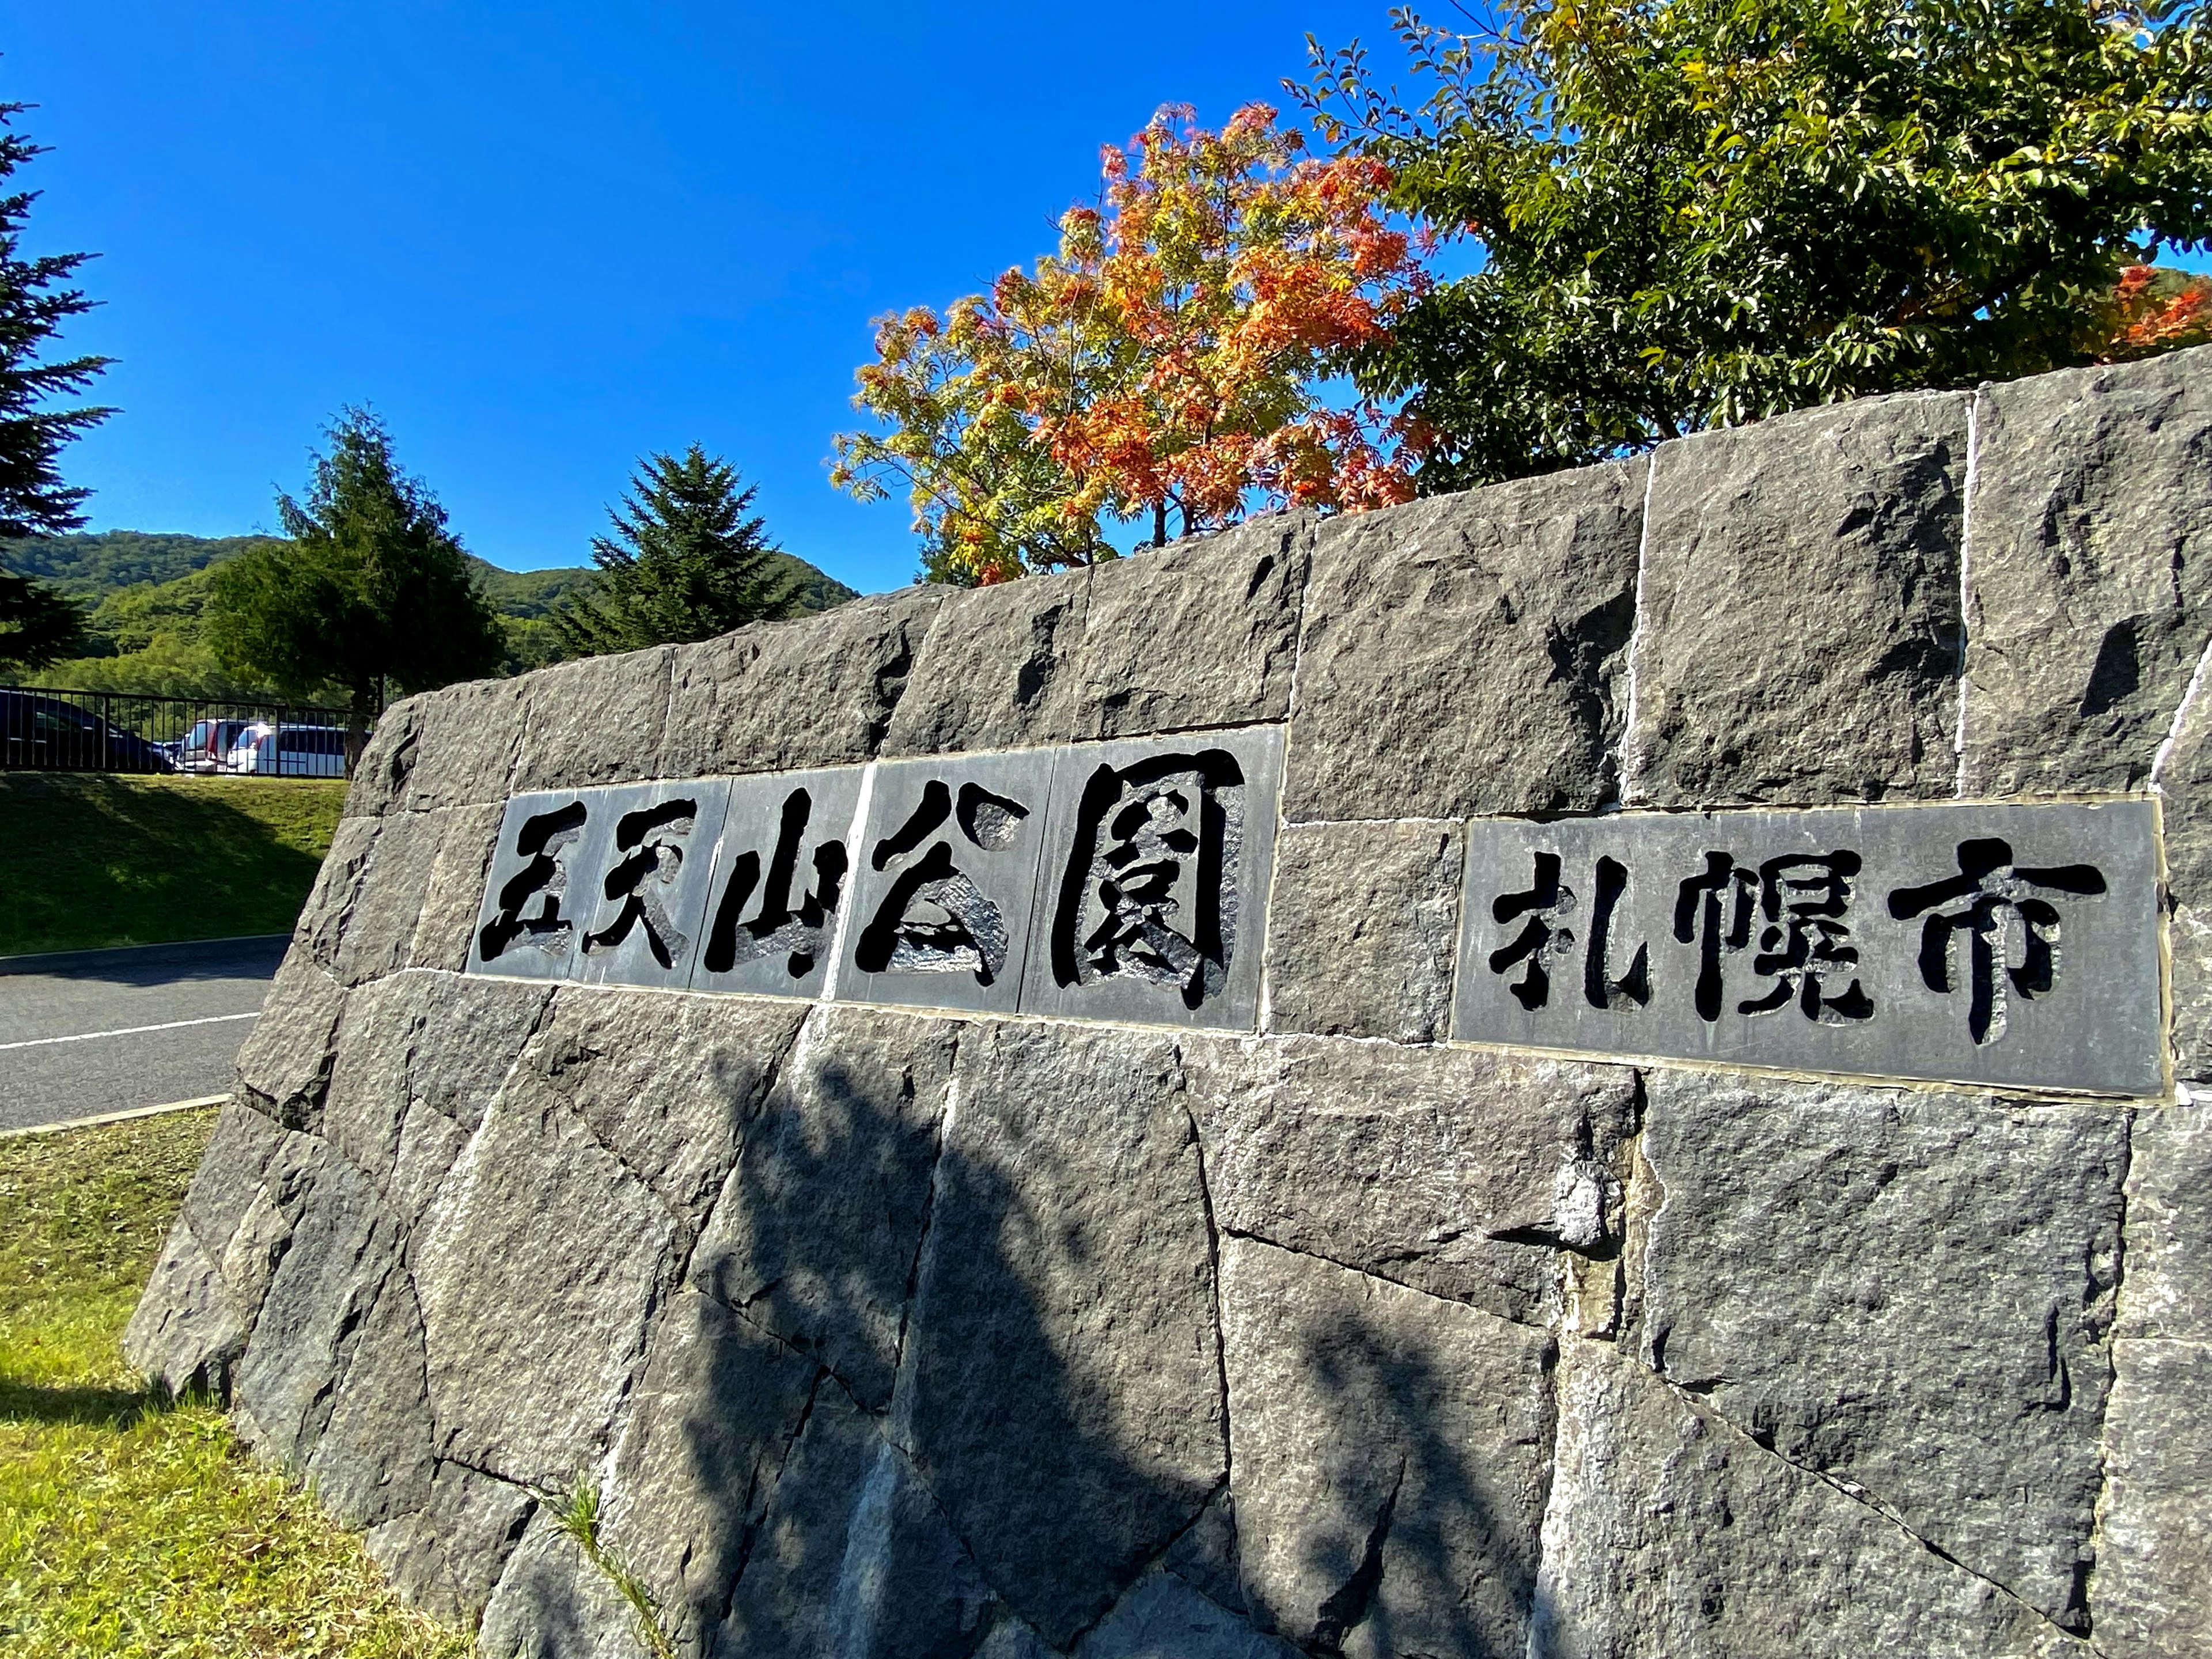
[1627,392,1969,804]
[1221,1237,1555,1659]
[407,803,502,972]
[893,1018,1224,1648]
[411,1063,687,1490]
[1961,345,2212,794]
[1638,1070,2127,1627]
[658,588,943,780]
[1185,1035,1638,1324]
[1077,1569,1299,1659]
[512,644,677,794]
[320,971,553,1228]
[363,1461,534,1627]
[123,1216,247,1399]
[690,1003,956,1412]
[1262,819,1464,1044]
[232,955,347,1128]
[1066,514,1310,739]
[517,985,806,1225]
[1285,463,1643,820]
[2119,1106,2212,1342]
[596,1290,823,1652]
[2145,677,2212,1078]
[479,1514,655,1659]
[379,675,531,815]
[2091,1338,2212,1659]
[1532,1340,2082,1659]
[884,565,1091,756]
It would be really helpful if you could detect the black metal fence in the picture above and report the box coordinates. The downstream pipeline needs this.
[0,685,361,778]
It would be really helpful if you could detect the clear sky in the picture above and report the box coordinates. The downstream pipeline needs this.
[3,2,1406,593]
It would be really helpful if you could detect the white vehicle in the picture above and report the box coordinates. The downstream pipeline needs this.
[226,723,350,777]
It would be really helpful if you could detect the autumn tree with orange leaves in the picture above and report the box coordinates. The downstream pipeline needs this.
[832,104,1431,585]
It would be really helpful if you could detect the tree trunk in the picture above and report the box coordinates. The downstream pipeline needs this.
[1152,499,1168,548]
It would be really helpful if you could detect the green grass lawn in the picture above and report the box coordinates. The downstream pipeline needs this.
[0,774,348,956]
[0,1108,469,1658]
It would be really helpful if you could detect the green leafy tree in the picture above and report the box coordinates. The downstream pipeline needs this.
[207,408,504,757]
[0,566,84,671]
[0,98,111,672]
[554,446,801,654]
[1300,0,2212,491]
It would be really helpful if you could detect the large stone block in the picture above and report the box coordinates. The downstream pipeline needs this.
[885,566,1091,756]
[658,588,944,781]
[363,1460,535,1627]
[231,1152,402,1471]
[122,1215,247,1399]
[513,645,678,794]
[2118,1106,2212,1342]
[232,955,347,1131]
[412,1065,687,1489]
[305,1262,435,1531]
[1638,1071,2127,1626]
[2144,673,2212,1078]
[1075,1569,1298,1659]
[478,1513,657,1659]
[517,985,806,1225]
[2090,1338,2212,1659]
[385,675,532,814]
[1960,346,2212,794]
[690,1004,956,1412]
[320,971,554,1229]
[893,1020,1225,1647]
[1261,820,1464,1045]
[1285,463,1643,821]
[408,803,502,972]
[1185,1036,1638,1324]
[1220,1237,1555,1659]
[1065,514,1309,740]
[1532,1339,2082,1659]
[289,816,379,981]
[1626,392,1968,804]
[597,1290,823,1652]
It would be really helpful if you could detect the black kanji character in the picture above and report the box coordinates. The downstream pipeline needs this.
[1584,855,1652,1011]
[1674,851,1760,1022]
[1888,838,2107,1044]
[856,778,1031,984]
[583,797,701,970]
[478,800,589,964]
[1488,852,1577,1011]
[1050,751,1241,1010]
[703,787,849,979]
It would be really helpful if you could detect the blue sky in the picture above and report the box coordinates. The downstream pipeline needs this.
[5,2,1405,593]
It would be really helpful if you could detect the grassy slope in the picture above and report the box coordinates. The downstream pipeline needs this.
[0,775,347,956]
[0,1108,468,1658]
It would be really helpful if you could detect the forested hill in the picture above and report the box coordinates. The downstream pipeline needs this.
[1,529,858,616]
[0,529,861,697]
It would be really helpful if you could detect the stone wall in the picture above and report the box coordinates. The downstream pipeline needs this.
[125,347,2212,1659]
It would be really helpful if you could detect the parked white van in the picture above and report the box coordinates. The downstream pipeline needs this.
[227,724,349,777]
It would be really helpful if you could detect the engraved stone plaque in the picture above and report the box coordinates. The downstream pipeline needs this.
[689,766,865,1000]
[1452,799,2165,1095]
[468,787,602,982]
[570,779,733,989]
[1017,725,1284,1032]
[834,747,1055,1016]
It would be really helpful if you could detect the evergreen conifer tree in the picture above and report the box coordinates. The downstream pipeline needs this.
[0,99,109,671]
[554,446,801,655]
[207,408,504,759]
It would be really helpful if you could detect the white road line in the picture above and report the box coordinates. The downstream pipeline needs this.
[0,1011,261,1052]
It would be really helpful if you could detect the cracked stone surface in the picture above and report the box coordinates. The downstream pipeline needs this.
[233,955,347,1128]
[1638,1072,2126,1627]
[885,566,1090,756]
[1220,1236,1555,1659]
[1533,1339,2084,1659]
[1285,463,1643,821]
[1261,821,1464,1044]
[2118,1106,2212,1342]
[689,1003,956,1412]
[1627,391,1968,804]
[1186,1036,1638,1324]
[2146,675,2212,1078]
[1066,513,1310,740]
[363,1460,534,1627]
[412,1063,686,1489]
[2090,1338,2212,1659]
[1961,346,2212,795]
[479,1513,656,1659]
[658,588,943,779]
[894,1019,1225,1649]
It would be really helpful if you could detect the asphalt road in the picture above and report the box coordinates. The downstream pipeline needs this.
[0,934,289,1134]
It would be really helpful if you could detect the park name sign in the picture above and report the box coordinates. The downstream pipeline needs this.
[127,350,2212,1659]
[469,756,2164,1096]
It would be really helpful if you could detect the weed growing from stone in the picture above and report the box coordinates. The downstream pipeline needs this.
[0,1108,469,1657]
[544,1474,679,1659]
